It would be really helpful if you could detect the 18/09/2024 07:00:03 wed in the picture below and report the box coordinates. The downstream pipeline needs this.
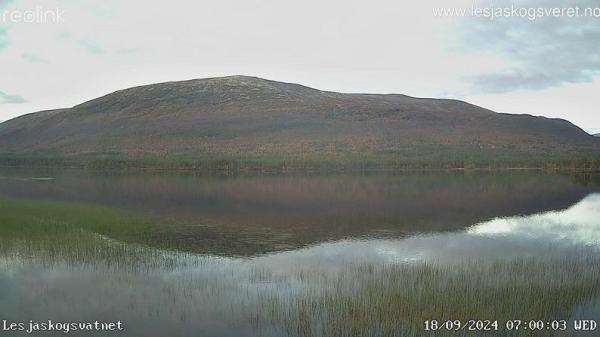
[423,319,598,332]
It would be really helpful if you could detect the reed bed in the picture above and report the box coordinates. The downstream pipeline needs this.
[252,254,600,337]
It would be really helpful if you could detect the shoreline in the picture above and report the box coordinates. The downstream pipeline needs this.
[1,159,600,175]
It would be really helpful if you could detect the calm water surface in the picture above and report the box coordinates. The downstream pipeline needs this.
[0,169,598,336]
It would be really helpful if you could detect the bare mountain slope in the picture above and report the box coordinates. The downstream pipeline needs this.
[0,76,598,165]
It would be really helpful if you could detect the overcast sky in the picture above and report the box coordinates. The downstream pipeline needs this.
[1,0,599,133]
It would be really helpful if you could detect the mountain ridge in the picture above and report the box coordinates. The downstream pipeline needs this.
[0,75,598,169]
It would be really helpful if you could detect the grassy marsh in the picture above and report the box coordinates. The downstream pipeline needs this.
[255,257,600,337]
[0,196,200,270]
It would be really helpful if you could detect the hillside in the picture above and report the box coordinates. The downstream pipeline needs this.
[0,75,598,169]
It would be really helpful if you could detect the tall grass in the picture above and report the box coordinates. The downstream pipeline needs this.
[255,256,600,337]
[0,196,208,270]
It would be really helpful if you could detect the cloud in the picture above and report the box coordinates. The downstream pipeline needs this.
[0,91,27,104]
[0,0,15,7]
[0,28,7,50]
[77,39,105,55]
[0,0,15,50]
[459,0,600,93]
[21,52,45,62]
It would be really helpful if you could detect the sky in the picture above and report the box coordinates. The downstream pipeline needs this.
[0,0,599,133]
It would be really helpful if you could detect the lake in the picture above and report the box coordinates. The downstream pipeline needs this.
[0,169,599,336]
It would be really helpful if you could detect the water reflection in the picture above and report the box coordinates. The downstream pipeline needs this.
[0,171,599,336]
[0,170,597,256]
[469,193,600,245]
[258,193,600,269]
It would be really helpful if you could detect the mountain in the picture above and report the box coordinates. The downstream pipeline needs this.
[0,75,598,168]
[594,133,600,137]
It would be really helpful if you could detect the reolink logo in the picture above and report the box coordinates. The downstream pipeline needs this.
[1,6,65,24]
